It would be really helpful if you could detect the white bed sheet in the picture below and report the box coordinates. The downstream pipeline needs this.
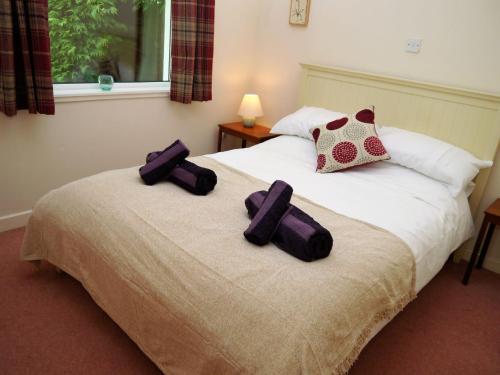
[210,135,474,292]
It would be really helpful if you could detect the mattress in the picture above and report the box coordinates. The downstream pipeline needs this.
[210,135,474,292]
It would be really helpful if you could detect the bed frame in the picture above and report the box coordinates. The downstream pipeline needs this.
[298,63,500,218]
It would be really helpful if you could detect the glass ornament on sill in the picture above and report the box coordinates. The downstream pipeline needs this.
[98,74,114,91]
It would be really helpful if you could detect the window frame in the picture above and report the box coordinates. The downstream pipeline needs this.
[52,0,172,102]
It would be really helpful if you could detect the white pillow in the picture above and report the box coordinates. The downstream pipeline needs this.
[271,106,345,140]
[464,182,476,197]
[378,126,493,196]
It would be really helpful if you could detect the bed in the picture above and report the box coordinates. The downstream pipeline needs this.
[21,64,500,374]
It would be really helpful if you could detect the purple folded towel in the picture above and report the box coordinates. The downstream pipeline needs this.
[245,191,333,261]
[146,151,217,195]
[243,180,293,246]
[139,140,189,185]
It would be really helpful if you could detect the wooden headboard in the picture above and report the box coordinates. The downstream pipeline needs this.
[299,63,500,216]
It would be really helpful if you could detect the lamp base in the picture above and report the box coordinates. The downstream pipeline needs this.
[242,117,256,128]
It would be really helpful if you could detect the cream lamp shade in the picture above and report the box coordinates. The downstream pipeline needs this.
[238,94,263,127]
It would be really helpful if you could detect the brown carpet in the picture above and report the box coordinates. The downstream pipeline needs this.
[1,228,499,374]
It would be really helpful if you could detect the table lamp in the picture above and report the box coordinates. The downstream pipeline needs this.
[238,94,263,128]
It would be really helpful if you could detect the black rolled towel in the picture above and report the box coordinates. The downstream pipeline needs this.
[146,152,217,195]
[243,180,293,246]
[245,191,333,261]
[139,140,189,185]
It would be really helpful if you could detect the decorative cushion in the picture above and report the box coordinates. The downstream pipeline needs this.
[309,109,390,173]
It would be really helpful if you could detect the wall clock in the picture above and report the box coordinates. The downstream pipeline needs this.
[289,0,311,26]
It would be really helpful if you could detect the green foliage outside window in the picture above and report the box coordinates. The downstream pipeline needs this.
[49,0,166,83]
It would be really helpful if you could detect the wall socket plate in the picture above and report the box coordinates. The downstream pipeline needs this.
[406,38,423,53]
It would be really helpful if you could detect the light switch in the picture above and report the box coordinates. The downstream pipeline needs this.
[406,38,423,53]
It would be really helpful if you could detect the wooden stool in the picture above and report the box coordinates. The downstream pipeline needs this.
[462,198,500,285]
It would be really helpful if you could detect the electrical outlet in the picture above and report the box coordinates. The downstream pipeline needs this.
[406,38,423,53]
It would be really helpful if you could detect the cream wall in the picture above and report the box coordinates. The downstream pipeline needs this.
[252,0,500,123]
[250,0,500,271]
[0,0,260,230]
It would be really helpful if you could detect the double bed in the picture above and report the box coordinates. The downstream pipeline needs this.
[21,64,500,374]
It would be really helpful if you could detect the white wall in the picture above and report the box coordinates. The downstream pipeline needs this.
[0,0,261,230]
[250,0,500,272]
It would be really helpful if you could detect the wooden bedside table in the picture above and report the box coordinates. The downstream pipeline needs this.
[217,122,278,152]
[462,198,500,285]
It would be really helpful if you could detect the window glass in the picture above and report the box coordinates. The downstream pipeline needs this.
[49,0,170,84]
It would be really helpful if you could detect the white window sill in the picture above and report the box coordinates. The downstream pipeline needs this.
[54,83,170,103]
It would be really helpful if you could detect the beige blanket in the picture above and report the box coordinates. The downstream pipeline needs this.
[22,157,415,374]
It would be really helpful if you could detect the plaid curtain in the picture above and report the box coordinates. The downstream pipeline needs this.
[170,0,215,104]
[0,0,54,117]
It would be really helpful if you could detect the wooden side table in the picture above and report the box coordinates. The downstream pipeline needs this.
[462,198,500,285]
[217,122,278,152]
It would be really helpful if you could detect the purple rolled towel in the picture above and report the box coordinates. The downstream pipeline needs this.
[146,152,217,195]
[146,151,161,164]
[245,191,333,261]
[139,140,189,185]
[243,180,293,246]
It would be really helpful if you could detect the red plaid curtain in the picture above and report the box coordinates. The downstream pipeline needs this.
[0,0,54,117]
[170,0,215,104]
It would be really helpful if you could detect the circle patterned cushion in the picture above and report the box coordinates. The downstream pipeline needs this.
[309,109,390,173]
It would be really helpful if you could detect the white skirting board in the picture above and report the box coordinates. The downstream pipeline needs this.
[485,258,500,274]
[457,237,500,274]
[0,210,32,233]
[462,248,500,274]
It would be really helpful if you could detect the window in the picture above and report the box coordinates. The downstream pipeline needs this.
[49,0,171,95]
